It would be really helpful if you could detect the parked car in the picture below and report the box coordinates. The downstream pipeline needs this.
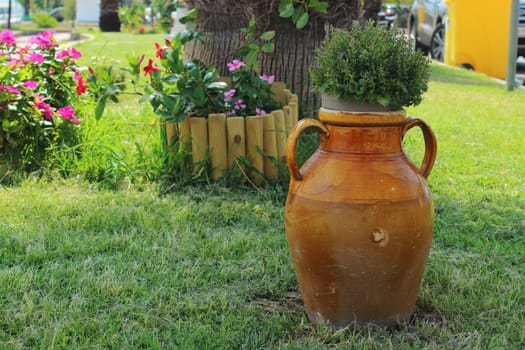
[49,7,64,22]
[409,0,525,61]
[378,3,410,29]
[408,0,447,61]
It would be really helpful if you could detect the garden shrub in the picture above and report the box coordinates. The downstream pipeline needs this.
[0,29,89,172]
[32,12,59,28]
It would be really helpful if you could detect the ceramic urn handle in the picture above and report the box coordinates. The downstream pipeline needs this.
[401,117,437,179]
[286,118,330,181]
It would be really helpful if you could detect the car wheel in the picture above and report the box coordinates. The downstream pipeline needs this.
[430,24,445,62]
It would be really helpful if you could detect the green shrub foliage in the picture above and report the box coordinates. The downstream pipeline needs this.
[32,12,59,28]
[310,21,431,109]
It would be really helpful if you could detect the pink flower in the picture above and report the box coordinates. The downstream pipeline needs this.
[33,97,54,120]
[227,59,246,72]
[224,89,236,102]
[57,47,82,60]
[57,106,80,124]
[7,59,20,67]
[0,29,16,46]
[56,50,68,59]
[29,30,58,49]
[256,108,266,116]
[23,81,39,89]
[70,48,82,59]
[29,53,45,63]
[0,85,21,94]
[234,100,246,110]
[259,74,275,84]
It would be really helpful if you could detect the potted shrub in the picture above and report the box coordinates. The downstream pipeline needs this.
[310,21,430,112]
[284,21,438,327]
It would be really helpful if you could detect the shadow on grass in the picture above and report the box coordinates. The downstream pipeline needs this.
[430,63,500,87]
[251,288,448,332]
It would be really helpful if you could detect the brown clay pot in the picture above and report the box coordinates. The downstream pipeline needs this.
[285,108,437,328]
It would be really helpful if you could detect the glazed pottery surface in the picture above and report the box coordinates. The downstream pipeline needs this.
[285,108,437,327]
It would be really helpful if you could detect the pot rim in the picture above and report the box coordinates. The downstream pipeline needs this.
[319,107,407,126]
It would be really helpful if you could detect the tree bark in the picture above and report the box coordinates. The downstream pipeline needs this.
[99,0,121,32]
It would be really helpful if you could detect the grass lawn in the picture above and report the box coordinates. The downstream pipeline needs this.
[0,32,524,349]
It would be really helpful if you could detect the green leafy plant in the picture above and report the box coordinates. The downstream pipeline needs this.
[86,56,130,120]
[139,9,227,122]
[236,16,275,71]
[118,3,146,32]
[310,21,431,109]
[278,0,329,29]
[152,0,177,33]
[32,12,59,28]
[0,29,89,171]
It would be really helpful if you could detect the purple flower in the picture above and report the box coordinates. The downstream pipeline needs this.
[256,108,266,116]
[23,81,39,89]
[227,59,246,72]
[0,85,21,94]
[0,29,16,46]
[224,89,236,102]
[234,100,246,110]
[259,74,275,84]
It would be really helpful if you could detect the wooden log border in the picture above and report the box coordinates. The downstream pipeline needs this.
[165,85,298,182]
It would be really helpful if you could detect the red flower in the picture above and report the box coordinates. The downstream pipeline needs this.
[74,71,87,95]
[155,43,165,59]
[143,59,159,76]
[76,77,87,95]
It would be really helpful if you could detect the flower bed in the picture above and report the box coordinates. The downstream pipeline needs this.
[90,9,301,185]
[165,83,298,184]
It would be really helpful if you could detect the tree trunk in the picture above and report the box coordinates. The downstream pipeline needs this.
[99,0,121,32]
[23,0,29,19]
[183,0,381,117]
